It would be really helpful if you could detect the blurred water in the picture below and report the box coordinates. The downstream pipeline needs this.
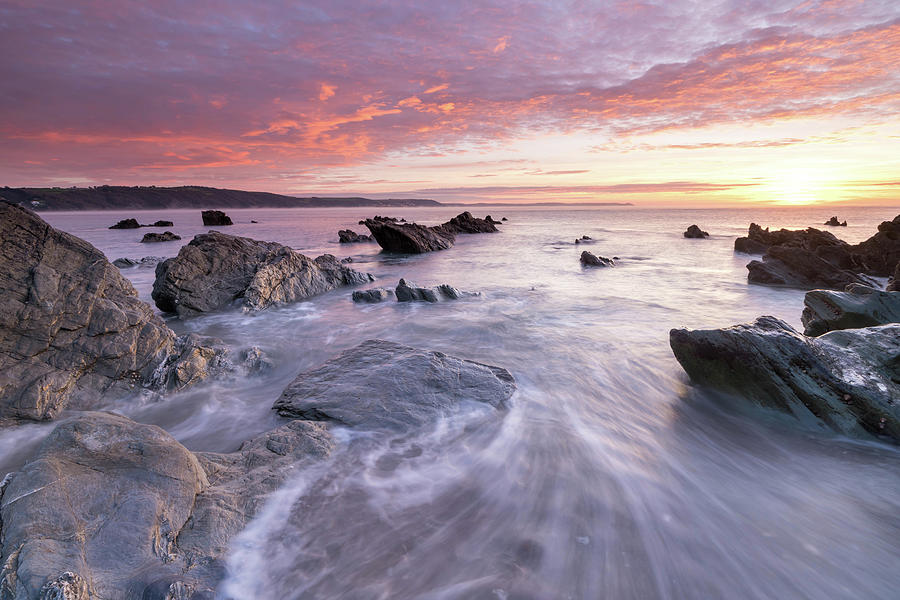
[2,205,898,599]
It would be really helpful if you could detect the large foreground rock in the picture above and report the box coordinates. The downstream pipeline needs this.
[0,412,333,599]
[669,316,900,442]
[362,212,497,254]
[274,339,516,432]
[152,232,373,316]
[801,285,900,336]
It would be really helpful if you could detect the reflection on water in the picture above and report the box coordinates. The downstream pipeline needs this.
[0,206,895,599]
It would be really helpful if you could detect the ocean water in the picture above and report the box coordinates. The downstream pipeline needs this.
[3,205,899,599]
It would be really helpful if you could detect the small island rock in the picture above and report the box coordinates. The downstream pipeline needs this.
[201,209,233,226]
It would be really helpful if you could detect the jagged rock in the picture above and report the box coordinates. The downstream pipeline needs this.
[852,214,900,276]
[238,346,272,375]
[746,245,873,289]
[888,263,900,292]
[669,316,900,442]
[362,212,497,254]
[152,232,373,316]
[440,211,499,234]
[801,285,900,336]
[484,215,502,224]
[824,216,847,226]
[580,251,614,267]
[140,231,181,243]
[337,229,372,243]
[146,333,233,392]
[684,225,709,238]
[273,339,516,432]
[149,220,174,227]
[395,279,473,302]
[734,223,847,255]
[0,412,333,599]
[112,256,164,269]
[200,210,232,226]
[108,218,141,229]
[0,203,175,421]
[352,288,394,303]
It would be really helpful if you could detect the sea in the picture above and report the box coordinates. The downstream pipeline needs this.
[2,205,899,599]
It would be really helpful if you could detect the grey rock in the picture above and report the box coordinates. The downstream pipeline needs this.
[801,285,900,336]
[580,251,614,267]
[200,210,232,226]
[238,346,273,375]
[151,232,373,316]
[337,229,372,243]
[352,288,394,303]
[888,263,900,292]
[141,231,181,243]
[394,279,473,302]
[669,316,900,442]
[112,256,164,269]
[146,334,233,392]
[0,203,175,421]
[683,225,709,238]
[273,339,516,432]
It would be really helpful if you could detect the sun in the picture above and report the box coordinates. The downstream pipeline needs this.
[762,167,831,205]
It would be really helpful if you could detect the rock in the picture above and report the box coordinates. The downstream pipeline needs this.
[352,288,394,303]
[440,211,499,234]
[581,235,591,240]
[852,214,900,276]
[362,219,456,254]
[734,223,847,255]
[140,231,181,243]
[358,215,398,225]
[112,256,164,269]
[108,218,141,229]
[151,231,373,316]
[684,224,709,238]
[484,215,502,224]
[337,229,373,243]
[746,245,873,289]
[580,251,614,267]
[801,285,900,336]
[201,210,232,226]
[395,279,473,302]
[824,216,847,226]
[273,339,516,432]
[501,217,508,221]
[888,263,900,292]
[669,316,900,442]
[250,220,258,224]
[149,220,174,227]
[238,346,273,375]
[0,412,333,599]
[0,203,175,420]
[146,333,233,392]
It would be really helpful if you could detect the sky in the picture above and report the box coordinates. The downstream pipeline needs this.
[1,0,899,206]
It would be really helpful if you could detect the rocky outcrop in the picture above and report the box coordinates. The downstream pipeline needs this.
[337,229,372,243]
[684,225,709,238]
[824,216,847,226]
[201,210,232,226]
[108,218,141,229]
[439,211,498,234]
[150,220,174,227]
[362,212,498,254]
[152,232,373,316]
[112,256,163,269]
[734,223,846,256]
[274,339,516,432]
[580,251,614,267]
[0,412,333,599]
[888,263,900,292]
[140,231,181,243]
[746,245,873,289]
[352,288,394,303]
[852,214,900,276]
[395,278,472,302]
[669,316,900,442]
[801,285,900,336]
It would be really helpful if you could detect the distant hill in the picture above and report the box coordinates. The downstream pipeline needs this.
[0,186,442,211]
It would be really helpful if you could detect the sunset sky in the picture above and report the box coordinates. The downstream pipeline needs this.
[1,0,898,205]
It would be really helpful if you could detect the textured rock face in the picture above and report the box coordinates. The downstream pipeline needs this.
[801,285,900,336]
[362,212,498,254]
[853,214,900,276]
[201,210,232,226]
[888,263,900,292]
[395,279,470,302]
[337,229,372,243]
[669,316,900,442]
[151,232,373,316]
[274,339,516,432]
[746,245,873,289]
[112,256,163,269]
[580,251,614,267]
[146,333,233,392]
[140,231,181,243]
[0,412,333,599]
[439,211,498,234]
[0,203,176,420]
[683,225,709,238]
[352,288,394,303]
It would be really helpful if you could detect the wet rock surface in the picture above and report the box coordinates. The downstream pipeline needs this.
[395,279,472,302]
[352,288,395,303]
[151,232,373,316]
[801,285,900,336]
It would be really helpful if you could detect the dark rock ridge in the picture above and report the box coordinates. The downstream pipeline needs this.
[824,216,847,226]
[140,231,181,243]
[485,215,502,224]
[108,218,141,229]
[362,211,498,254]
[150,220,174,227]
[274,339,516,432]
[337,229,373,243]
[395,278,474,302]
[201,210,232,226]
[152,231,373,316]
[684,224,709,238]
[670,316,900,442]
[0,203,222,421]
[801,284,900,336]
[580,251,615,267]
[352,288,395,303]
[0,412,333,599]
[746,245,873,290]
[852,214,900,276]
[112,256,163,269]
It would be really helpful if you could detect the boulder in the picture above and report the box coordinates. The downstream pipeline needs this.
[337,229,372,243]
[395,278,472,302]
[501,217,508,221]
[200,210,232,226]
[684,224,709,238]
[149,220,174,227]
[801,285,900,336]
[746,245,873,289]
[108,218,141,230]
[580,251,614,267]
[824,216,847,226]
[273,339,516,432]
[151,232,373,316]
[352,288,394,303]
[112,256,164,269]
[669,316,900,442]
[140,231,181,243]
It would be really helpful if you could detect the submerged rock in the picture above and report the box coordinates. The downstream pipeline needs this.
[152,232,373,316]
[273,339,516,432]
[201,210,232,226]
[140,231,181,243]
[352,288,395,303]
[684,224,709,238]
[824,216,847,226]
[669,316,900,442]
[338,229,373,243]
[801,285,900,336]
[580,251,615,267]
[108,218,141,229]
